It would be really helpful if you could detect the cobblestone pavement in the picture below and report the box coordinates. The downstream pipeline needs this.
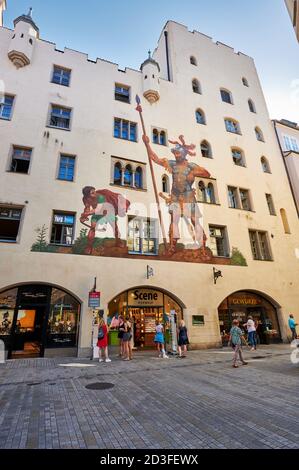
[0,345,298,449]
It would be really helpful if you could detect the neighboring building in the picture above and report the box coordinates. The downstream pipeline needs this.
[0,0,6,27]
[274,119,299,217]
[0,10,299,359]
[285,0,299,41]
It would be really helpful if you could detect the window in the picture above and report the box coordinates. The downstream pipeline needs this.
[115,84,130,103]
[0,207,22,243]
[280,209,291,234]
[242,77,249,87]
[52,66,71,87]
[190,56,197,66]
[192,315,205,326]
[266,194,276,216]
[49,105,72,130]
[0,95,14,120]
[228,186,239,209]
[10,146,32,174]
[201,140,212,159]
[197,181,217,204]
[198,181,206,203]
[152,128,167,146]
[128,217,158,255]
[162,175,169,193]
[113,162,122,185]
[283,135,299,152]
[58,155,76,182]
[114,118,137,142]
[225,119,241,134]
[248,99,256,113]
[209,226,229,257]
[124,165,133,186]
[135,167,143,189]
[47,288,80,348]
[261,156,271,173]
[220,89,233,104]
[192,79,201,94]
[249,230,272,261]
[255,127,264,142]
[232,148,245,167]
[206,183,216,204]
[239,189,251,211]
[50,212,75,245]
[196,109,206,125]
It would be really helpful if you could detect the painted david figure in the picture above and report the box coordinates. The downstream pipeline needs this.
[142,133,211,254]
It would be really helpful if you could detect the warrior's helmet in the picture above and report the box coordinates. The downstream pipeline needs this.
[169,135,196,159]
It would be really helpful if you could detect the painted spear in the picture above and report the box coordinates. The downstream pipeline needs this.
[135,95,168,252]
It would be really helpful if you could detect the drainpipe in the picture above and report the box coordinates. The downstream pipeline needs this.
[273,120,299,218]
[164,31,171,82]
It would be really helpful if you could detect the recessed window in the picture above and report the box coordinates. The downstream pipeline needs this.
[266,194,276,216]
[220,89,233,104]
[198,181,216,204]
[0,95,15,120]
[114,118,137,142]
[49,105,72,130]
[249,230,272,261]
[135,167,143,189]
[128,216,158,255]
[248,99,256,113]
[232,148,246,167]
[162,174,170,193]
[192,79,201,94]
[152,128,167,146]
[9,146,32,174]
[113,162,122,185]
[255,127,264,142]
[111,158,146,189]
[50,212,75,246]
[228,187,252,211]
[52,66,71,87]
[190,56,197,66]
[280,208,291,234]
[115,84,130,103]
[0,207,23,243]
[192,315,205,326]
[209,226,229,257]
[225,119,241,134]
[200,140,212,159]
[124,165,133,186]
[283,135,299,152]
[196,109,206,125]
[242,77,249,87]
[58,155,76,182]
[228,186,239,209]
[261,156,271,173]
[239,189,251,211]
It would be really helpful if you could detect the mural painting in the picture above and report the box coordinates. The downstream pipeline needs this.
[31,97,247,266]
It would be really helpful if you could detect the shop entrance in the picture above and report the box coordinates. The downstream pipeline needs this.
[108,287,184,350]
[218,291,282,346]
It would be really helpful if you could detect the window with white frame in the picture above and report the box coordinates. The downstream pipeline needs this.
[49,105,72,130]
[51,212,75,245]
[249,230,272,261]
[114,118,137,142]
[9,146,32,174]
[283,135,299,152]
[115,84,130,103]
[0,95,15,120]
[209,226,229,257]
[0,207,23,243]
[128,216,158,255]
[52,66,71,87]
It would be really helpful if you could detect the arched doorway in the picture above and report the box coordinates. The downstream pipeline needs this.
[218,291,282,346]
[108,286,184,349]
[0,283,81,359]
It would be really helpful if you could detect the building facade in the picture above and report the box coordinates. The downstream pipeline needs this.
[285,0,299,42]
[274,119,299,217]
[0,10,298,359]
[0,0,6,27]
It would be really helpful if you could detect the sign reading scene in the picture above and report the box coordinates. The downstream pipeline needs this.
[128,289,164,307]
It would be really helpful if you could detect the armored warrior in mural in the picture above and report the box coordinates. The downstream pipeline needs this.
[80,187,130,255]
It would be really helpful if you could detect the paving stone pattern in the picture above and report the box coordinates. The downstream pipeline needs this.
[0,345,298,449]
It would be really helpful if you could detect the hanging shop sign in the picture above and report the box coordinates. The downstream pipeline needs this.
[230,297,262,306]
[128,289,163,307]
[88,291,101,308]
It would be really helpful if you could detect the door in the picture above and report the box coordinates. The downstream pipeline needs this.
[10,306,46,358]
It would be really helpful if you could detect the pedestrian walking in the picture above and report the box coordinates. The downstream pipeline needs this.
[122,318,133,361]
[97,316,111,363]
[229,319,248,368]
[177,320,189,358]
[154,321,168,359]
[243,316,257,351]
[117,314,126,358]
[288,314,298,341]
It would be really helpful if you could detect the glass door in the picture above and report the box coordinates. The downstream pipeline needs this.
[11,307,46,358]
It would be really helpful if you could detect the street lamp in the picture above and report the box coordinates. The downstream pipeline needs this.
[213,268,223,284]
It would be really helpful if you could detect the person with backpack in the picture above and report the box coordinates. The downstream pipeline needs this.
[229,319,248,368]
[97,316,111,363]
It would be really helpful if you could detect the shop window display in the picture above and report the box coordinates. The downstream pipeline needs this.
[47,288,80,348]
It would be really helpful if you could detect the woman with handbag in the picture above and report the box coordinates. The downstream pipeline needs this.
[97,317,111,363]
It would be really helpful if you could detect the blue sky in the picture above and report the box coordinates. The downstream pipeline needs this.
[4,0,299,121]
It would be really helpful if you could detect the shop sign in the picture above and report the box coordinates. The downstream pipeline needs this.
[128,289,163,307]
[231,298,261,306]
[88,291,101,308]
